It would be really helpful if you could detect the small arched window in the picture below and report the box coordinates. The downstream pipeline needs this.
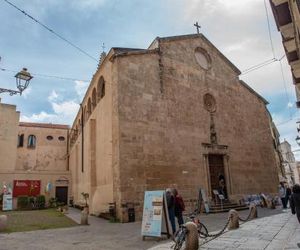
[87,98,92,116]
[101,82,105,98]
[92,88,97,109]
[97,76,105,101]
[17,134,24,147]
[28,135,36,148]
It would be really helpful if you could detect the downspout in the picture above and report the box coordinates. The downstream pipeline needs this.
[80,104,84,173]
[67,128,69,171]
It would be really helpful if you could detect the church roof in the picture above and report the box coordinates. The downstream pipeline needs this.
[112,47,145,53]
[110,47,158,60]
[104,34,267,106]
[149,33,241,75]
[239,80,269,105]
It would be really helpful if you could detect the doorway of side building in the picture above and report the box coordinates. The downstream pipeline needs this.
[208,154,227,200]
[55,186,68,205]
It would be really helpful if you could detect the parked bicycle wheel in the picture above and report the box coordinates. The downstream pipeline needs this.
[198,222,208,238]
[173,227,186,250]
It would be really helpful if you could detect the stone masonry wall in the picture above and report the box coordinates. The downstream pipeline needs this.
[116,36,279,221]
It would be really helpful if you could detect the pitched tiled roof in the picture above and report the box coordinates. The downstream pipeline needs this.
[19,122,69,129]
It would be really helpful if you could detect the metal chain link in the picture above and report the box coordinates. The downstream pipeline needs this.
[238,206,254,222]
[197,206,257,248]
[197,214,232,248]
[173,206,256,249]
[199,214,232,238]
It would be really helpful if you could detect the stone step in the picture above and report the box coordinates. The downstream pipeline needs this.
[209,205,249,213]
[209,203,240,209]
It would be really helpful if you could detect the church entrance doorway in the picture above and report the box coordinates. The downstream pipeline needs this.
[55,186,68,205]
[208,154,227,200]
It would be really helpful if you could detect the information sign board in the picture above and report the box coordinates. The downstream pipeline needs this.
[141,190,171,238]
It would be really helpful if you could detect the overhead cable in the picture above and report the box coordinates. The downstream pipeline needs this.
[264,0,276,58]
[3,0,98,62]
[0,67,89,82]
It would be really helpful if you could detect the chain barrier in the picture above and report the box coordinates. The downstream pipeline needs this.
[238,206,255,222]
[173,206,256,249]
[198,205,256,248]
[197,215,232,247]
[199,214,232,238]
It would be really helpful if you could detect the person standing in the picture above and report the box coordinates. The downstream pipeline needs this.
[290,184,300,223]
[285,185,292,208]
[279,182,287,209]
[174,189,185,227]
[166,188,176,234]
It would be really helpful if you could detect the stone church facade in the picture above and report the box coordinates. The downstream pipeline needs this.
[68,34,280,221]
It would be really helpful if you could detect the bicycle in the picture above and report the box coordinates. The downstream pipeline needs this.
[172,211,208,250]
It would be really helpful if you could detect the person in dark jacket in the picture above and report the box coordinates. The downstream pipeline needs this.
[173,189,185,227]
[285,185,292,208]
[290,184,300,223]
[166,188,176,234]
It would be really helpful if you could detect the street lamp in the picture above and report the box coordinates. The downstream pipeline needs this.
[0,68,33,96]
[296,135,300,146]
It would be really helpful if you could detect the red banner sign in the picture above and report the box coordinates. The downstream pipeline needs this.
[13,180,41,197]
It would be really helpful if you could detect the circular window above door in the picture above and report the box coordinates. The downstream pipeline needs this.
[203,93,216,113]
[195,48,211,70]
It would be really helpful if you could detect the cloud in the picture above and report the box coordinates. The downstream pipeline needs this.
[20,81,84,125]
[48,90,59,102]
[21,111,57,123]
[71,0,107,9]
[163,0,290,97]
[75,80,89,100]
[52,100,79,116]
[20,99,79,125]
[21,87,32,99]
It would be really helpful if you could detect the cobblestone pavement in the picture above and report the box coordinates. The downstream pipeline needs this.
[150,210,300,250]
[0,207,292,250]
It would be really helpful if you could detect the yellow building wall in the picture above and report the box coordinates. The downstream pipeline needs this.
[0,101,19,172]
[69,59,114,215]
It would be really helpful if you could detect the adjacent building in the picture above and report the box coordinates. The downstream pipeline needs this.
[279,139,300,185]
[0,99,71,207]
[270,0,300,107]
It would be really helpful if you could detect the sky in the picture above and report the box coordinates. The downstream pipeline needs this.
[0,0,299,157]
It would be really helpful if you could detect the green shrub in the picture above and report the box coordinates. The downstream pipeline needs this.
[28,196,35,209]
[36,195,46,209]
[48,197,57,208]
[17,196,29,209]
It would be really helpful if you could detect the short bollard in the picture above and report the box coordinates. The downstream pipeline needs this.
[228,209,239,230]
[0,215,8,232]
[249,204,257,219]
[185,222,199,250]
[80,207,89,225]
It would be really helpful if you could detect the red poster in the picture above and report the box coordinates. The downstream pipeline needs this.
[13,180,41,197]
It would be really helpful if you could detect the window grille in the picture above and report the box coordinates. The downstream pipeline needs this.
[28,135,36,148]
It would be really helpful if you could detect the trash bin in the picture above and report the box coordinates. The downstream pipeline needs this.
[109,202,116,219]
[128,208,135,222]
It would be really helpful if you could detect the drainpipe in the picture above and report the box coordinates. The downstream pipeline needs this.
[67,129,69,171]
[80,104,84,173]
